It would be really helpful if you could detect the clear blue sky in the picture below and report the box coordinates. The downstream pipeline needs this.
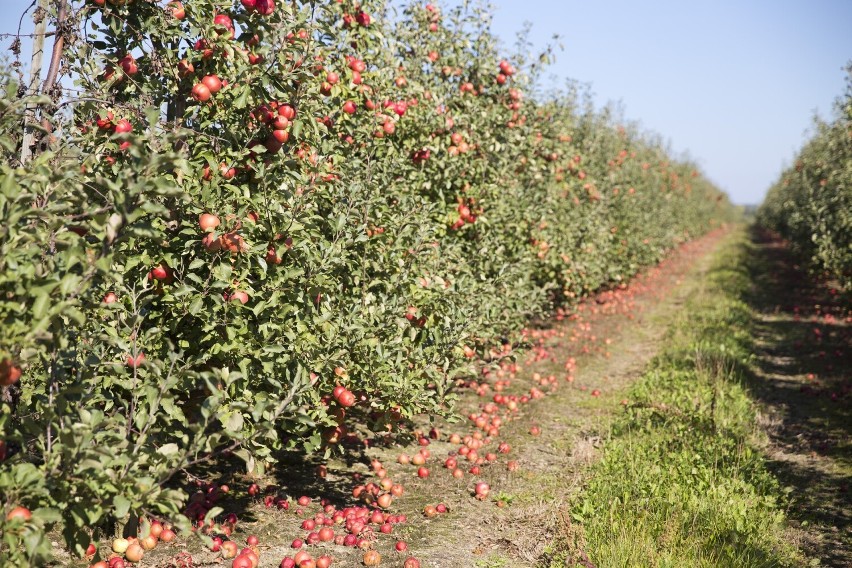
[4,0,851,204]
[466,0,852,204]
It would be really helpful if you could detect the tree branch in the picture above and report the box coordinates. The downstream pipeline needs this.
[37,0,69,135]
[41,0,68,98]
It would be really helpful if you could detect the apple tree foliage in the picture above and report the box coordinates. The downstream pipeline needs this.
[759,64,852,289]
[0,0,733,562]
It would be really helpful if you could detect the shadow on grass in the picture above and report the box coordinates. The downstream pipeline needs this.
[739,226,851,566]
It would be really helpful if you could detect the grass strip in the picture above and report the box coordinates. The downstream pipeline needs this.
[558,229,806,567]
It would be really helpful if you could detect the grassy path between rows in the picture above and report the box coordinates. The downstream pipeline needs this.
[550,227,850,568]
[557,229,799,567]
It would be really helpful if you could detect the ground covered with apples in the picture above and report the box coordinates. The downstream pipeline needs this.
[3,0,850,566]
[40,226,844,568]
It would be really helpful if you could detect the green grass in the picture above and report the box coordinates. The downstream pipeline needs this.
[556,230,806,567]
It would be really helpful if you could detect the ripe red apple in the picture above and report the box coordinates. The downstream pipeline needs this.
[191,83,211,102]
[178,59,194,77]
[202,75,223,93]
[119,54,137,76]
[474,482,490,500]
[265,245,283,265]
[220,232,248,254]
[271,115,290,130]
[199,213,220,231]
[202,232,222,252]
[334,388,355,407]
[271,129,290,144]
[96,111,114,130]
[226,290,249,304]
[213,13,233,30]
[148,262,171,282]
[0,358,22,386]
[355,11,371,26]
[254,0,275,15]
[126,353,145,369]
[219,162,237,179]
[113,119,132,134]
[342,101,356,115]
[265,135,283,153]
[168,1,185,19]
[5,506,31,522]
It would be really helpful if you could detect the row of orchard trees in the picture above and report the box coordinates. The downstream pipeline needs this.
[759,65,852,289]
[0,0,732,562]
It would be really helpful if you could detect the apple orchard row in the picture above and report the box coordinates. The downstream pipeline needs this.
[0,0,733,564]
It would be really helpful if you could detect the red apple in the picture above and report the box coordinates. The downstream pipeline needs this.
[0,358,22,386]
[168,1,185,19]
[119,54,137,76]
[191,83,211,102]
[126,353,146,369]
[113,119,132,134]
[199,213,220,231]
[5,506,31,522]
[202,75,223,93]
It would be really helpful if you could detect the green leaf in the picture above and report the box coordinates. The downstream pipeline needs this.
[113,495,131,519]
[234,85,250,110]
[158,443,179,457]
[31,292,51,320]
